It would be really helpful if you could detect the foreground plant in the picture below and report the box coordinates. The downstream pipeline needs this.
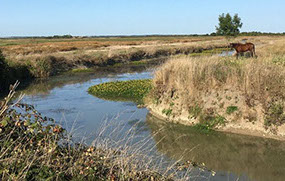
[1,82,193,180]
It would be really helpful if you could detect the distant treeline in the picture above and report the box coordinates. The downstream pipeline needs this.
[210,31,285,36]
[1,32,285,39]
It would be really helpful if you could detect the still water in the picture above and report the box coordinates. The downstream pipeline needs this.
[17,66,285,181]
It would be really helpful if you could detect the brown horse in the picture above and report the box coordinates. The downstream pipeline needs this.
[229,43,257,59]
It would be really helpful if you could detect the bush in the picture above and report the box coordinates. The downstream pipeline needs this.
[0,49,9,91]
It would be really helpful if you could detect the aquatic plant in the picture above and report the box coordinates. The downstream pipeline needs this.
[88,79,152,104]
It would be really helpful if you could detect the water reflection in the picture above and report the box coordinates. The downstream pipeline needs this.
[19,63,157,98]
[146,114,285,181]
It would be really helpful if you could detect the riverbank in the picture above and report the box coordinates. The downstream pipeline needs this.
[145,54,285,140]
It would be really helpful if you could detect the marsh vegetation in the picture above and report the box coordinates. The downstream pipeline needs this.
[2,35,285,180]
[88,79,152,104]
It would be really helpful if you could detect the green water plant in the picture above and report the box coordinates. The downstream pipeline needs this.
[88,79,152,104]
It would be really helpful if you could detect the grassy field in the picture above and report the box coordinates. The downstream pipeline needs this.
[0,35,229,92]
[1,35,283,79]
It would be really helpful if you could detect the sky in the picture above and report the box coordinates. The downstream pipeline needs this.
[0,0,284,37]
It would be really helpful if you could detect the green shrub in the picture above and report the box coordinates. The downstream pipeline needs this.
[0,49,33,92]
[0,49,7,83]
[27,56,53,78]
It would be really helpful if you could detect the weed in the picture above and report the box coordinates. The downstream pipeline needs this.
[188,104,202,119]
[226,106,238,115]
[265,101,285,128]
[162,108,172,116]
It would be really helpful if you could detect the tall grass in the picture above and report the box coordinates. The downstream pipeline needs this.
[148,55,285,131]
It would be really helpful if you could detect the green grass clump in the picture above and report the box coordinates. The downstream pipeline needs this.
[162,108,172,116]
[194,114,226,132]
[226,106,238,115]
[88,79,152,104]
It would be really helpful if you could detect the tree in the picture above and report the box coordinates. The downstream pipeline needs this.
[216,13,243,36]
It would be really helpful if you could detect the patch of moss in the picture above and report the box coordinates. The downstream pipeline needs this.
[88,79,152,104]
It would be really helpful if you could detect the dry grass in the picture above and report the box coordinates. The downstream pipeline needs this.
[2,35,285,78]
[148,54,285,133]
[152,56,285,103]
[0,36,224,56]
[1,37,230,78]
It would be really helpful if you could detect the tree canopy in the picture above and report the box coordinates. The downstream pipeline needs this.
[216,13,243,36]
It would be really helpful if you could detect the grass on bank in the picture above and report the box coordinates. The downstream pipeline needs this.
[88,79,152,104]
[148,55,285,132]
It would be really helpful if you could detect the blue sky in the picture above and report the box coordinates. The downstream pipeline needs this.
[0,0,284,36]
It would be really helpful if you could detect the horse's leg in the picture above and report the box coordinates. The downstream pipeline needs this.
[250,50,253,57]
[253,45,257,58]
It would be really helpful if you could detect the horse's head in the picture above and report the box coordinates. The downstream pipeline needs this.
[229,43,238,49]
